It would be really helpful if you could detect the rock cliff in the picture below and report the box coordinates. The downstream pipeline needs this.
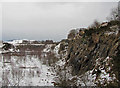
[60,20,120,86]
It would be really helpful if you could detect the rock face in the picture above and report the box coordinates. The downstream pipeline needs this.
[64,20,120,86]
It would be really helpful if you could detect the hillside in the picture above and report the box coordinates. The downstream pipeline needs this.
[1,20,120,87]
[63,20,120,86]
[52,20,120,87]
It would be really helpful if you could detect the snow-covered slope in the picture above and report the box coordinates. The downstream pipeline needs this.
[6,39,40,46]
[2,55,56,86]
[0,41,3,54]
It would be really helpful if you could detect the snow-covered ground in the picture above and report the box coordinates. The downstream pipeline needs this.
[6,39,44,46]
[1,40,116,86]
[0,54,3,87]
[2,54,56,86]
[0,41,3,86]
[0,41,3,54]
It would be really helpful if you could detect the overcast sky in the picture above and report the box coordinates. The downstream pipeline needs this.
[1,2,118,41]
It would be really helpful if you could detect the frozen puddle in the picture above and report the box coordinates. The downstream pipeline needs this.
[2,54,56,86]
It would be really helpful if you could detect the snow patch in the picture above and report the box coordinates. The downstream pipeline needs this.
[43,44,54,53]
[2,55,56,86]
[53,43,60,57]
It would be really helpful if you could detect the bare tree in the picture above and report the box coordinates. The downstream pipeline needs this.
[107,7,119,21]
[88,20,100,29]
[68,29,77,39]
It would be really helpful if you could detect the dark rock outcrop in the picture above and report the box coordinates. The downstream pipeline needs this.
[65,20,120,86]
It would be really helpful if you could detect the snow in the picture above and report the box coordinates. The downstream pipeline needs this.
[2,54,56,86]
[0,41,3,54]
[100,70,112,81]
[105,25,119,36]
[6,39,43,46]
[0,50,2,54]
[14,43,45,46]
[43,44,54,53]
[76,70,96,86]
[73,56,117,86]
[53,43,60,57]
[56,59,66,67]
[7,39,23,45]
[0,54,3,87]
[42,43,61,58]
[1,38,117,86]
[9,48,14,52]
[94,57,117,85]
[105,32,116,35]
[0,45,3,48]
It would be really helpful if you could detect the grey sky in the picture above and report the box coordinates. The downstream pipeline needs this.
[1,0,120,2]
[2,2,118,41]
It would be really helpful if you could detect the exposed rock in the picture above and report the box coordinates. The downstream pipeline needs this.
[64,20,120,86]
